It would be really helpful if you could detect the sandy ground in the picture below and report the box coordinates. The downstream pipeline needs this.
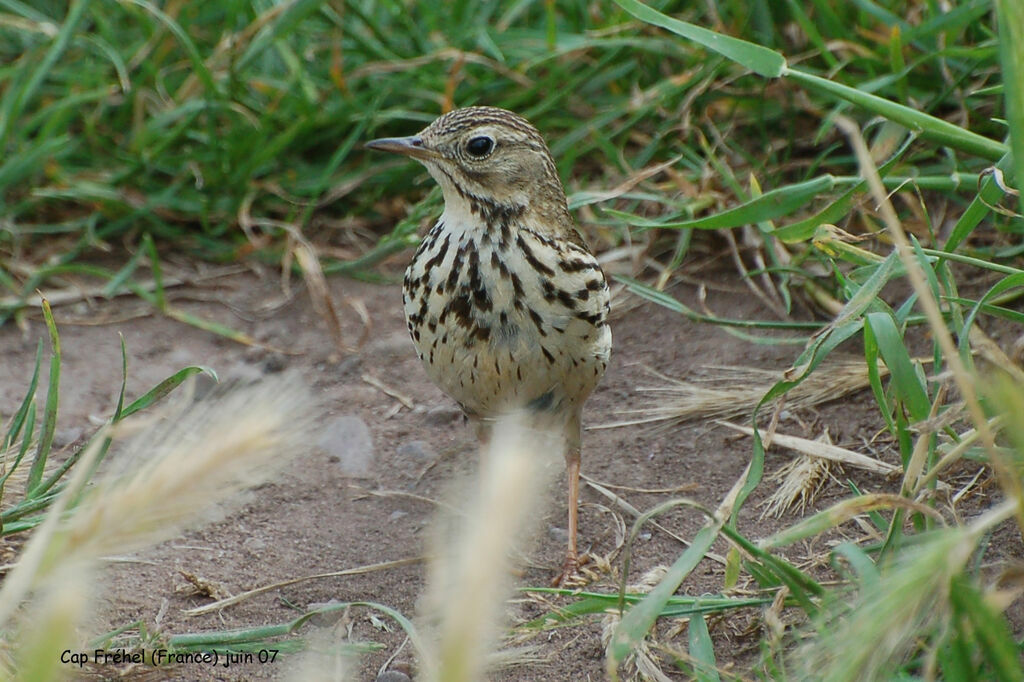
[0,260,1014,681]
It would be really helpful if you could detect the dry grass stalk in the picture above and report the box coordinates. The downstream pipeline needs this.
[717,421,901,477]
[418,414,562,682]
[604,358,886,429]
[183,556,425,617]
[292,238,347,353]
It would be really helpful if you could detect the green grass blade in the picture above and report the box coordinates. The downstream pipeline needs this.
[948,573,1024,680]
[297,98,379,228]
[142,233,165,310]
[772,135,915,242]
[728,251,900,520]
[864,311,931,423]
[102,247,146,299]
[0,398,36,494]
[944,155,1014,253]
[0,0,90,148]
[938,632,979,682]
[123,0,218,95]
[348,601,427,661]
[616,277,821,331]
[523,591,769,628]
[113,334,128,421]
[1,490,61,526]
[168,614,320,648]
[924,244,1024,276]
[1,341,42,453]
[236,0,327,71]
[0,0,52,22]
[830,251,900,329]
[733,313,875,525]
[162,308,264,346]
[614,0,1003,160]
[608,175,836,231]
[613,0,786,77]
[960,273,1024,350]
[607,521,720,676]
[786,69,1006,161]
[26,300,60,495]
[718,524,824,611]
[119,366,217,419]
[34,353,220,501]
[832,542,880,591]
[689,613,720,682]
[998,0,1024,217]
[863,319,898,436]
[0,136,72,196]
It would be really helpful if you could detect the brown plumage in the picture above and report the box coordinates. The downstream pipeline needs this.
[367,106,611,584]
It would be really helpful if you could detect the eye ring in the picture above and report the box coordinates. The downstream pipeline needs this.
[465,136,494,158]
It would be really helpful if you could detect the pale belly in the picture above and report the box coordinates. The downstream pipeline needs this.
[402,219,611,419]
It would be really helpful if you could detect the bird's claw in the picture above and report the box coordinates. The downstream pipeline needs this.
[551,552,590,588]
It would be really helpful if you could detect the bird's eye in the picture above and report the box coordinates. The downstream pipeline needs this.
[465,136,494,157]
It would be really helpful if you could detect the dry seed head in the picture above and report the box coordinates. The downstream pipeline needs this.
[418,413,563,682]
[66,375,317,559]
[0,375,318,633]
[617,359,885,429]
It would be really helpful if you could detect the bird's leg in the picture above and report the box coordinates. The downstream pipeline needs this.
[553,413,585,586]
[474,417,492,447]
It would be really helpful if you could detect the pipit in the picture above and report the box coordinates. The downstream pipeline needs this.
[367,106,612,585]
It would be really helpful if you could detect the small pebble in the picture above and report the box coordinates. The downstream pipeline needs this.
[549,526,569,544]
[333,354,363,377]
[242,537,266,554]
[318,415,374,477]
[376,672,411,682]
[368,331,415,359]
[396,440,437,462]
[262,352,287,373]
[53,426,84,448]
[424,404,462,425]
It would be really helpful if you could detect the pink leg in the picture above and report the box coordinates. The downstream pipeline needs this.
[566,448,581,563]
[553,414,584,586]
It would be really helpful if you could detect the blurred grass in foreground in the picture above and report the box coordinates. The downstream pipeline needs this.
[0,304,321,679]
[2,0,1024,680]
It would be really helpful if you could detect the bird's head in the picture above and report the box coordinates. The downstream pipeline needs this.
[367,106,571,226]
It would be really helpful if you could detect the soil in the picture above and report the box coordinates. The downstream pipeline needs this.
[0,259,1014,681]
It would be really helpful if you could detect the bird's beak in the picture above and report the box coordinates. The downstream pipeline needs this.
[365,135,438,161]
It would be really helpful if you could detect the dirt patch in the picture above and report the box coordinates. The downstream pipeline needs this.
[0,264,998,680]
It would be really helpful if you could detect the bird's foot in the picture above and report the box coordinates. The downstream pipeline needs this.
[551,552,591,588]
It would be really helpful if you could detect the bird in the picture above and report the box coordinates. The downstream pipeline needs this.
[366,106,612,585]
